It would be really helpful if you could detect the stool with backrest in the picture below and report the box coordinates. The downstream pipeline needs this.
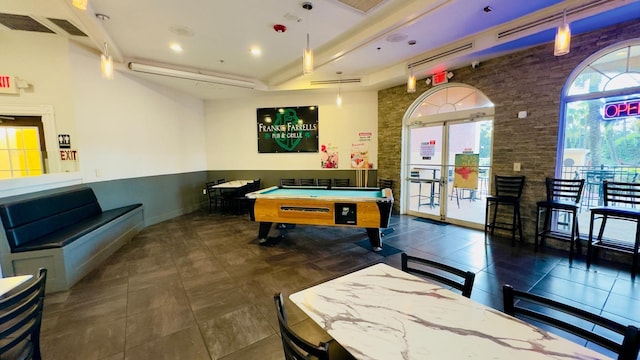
[298,178,316,186]
[502,284,640,360]
[273,293,355,360]
[587,181,640,274]
[535,177,585,259]
[333,178,350,187]
[484,175,526,246]
[316,178,332,188]
[280,178,296,186]
[378,178,393,190]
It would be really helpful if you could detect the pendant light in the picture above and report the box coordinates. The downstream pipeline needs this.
[336,71,343,107]
[101,42,114,79]
[407,67,416,93]
[72,0,87,10]
[554,9,571,56]
[302,2,314,74]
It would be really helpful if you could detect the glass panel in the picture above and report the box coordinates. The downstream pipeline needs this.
[26,150,42,172]
[591,47,628,75]
[630,45,640,72]
[0,150,10,170]
[407,125,443,217]
[605,73,640,91]
[6,128,20,149]
[0,128,6,148]
[22,128,40,150]
[0,171,11,180]
[568,68,609,95]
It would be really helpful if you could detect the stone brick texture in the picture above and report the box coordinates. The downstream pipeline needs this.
[378,19,640,246]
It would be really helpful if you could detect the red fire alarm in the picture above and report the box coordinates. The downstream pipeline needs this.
[273,24,287,33]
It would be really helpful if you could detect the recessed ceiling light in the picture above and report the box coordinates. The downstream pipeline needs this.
[250,47,262,56]
[170,43,183,52]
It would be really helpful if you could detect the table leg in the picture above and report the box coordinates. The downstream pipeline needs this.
[366,228,382,251]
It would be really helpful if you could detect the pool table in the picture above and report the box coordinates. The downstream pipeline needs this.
[247,186,394,251]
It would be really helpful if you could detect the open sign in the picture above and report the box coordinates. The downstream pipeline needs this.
[603,99,640,120]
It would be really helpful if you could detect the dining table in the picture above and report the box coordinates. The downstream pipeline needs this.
[0,274,32,297]
[289,263,610,360]
[211,179,254,189]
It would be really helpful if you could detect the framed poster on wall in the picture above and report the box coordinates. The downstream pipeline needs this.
[256,106,319,153]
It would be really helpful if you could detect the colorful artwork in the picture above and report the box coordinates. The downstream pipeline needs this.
[321,144,339,168]
[453,153,479,189]
[351,142,374,169]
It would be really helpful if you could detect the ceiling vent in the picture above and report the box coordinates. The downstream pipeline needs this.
[498,0,613,39]
[337,0,386,13]
[310,78,361,86]
[0,13,54,33]
[47,18,87,37]
[408,43,474,68]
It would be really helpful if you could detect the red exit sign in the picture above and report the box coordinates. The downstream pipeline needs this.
[432,71,448,86]
[0,76,11,88]
[604,99,640,120]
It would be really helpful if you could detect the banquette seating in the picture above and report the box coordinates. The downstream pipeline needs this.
[0,186,143,292]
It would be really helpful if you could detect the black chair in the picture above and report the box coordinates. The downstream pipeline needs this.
[280,178,296,186]
[587,181,640,273]
[333,178,350,187]
[206,181,224,212]
[298,178,316,186]
[535,178,585,259]
[316,179,332,188]
[378,178,393,189]
[484,175,526,245]
[401,253,475,298]
[502,284,640,360]
[273,293,355,360]
[0,268,47,360]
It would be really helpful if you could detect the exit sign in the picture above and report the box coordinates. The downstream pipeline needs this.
[432,71,448,86]
[0,75,17,94]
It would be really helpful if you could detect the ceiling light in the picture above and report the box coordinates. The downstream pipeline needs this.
[128,62,255,89]
[250,48,262,56]
[302,2,314,75]
[336,71,343,107]
[170,43,183,53]
[101,43,113,80]
[72,0,87,10]
[554,9,571,56]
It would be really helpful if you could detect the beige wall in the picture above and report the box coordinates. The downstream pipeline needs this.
[378,19,640,242]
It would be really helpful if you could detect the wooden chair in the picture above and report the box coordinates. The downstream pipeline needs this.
[587,181,640,274]
[316,179,332,188]
[0,268,47,360]
[484,175,526,245]
[401,253,475,298]
[333,178,350,187]
[298,178,316,186]
[273,293,355,360]
[535,178,585,259]
[502,284,640,360]
[280,178,296,186]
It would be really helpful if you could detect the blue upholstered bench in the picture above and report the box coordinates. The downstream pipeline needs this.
[0,186,143,292]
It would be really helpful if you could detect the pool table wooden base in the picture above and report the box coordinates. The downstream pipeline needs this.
[256,222,384,251]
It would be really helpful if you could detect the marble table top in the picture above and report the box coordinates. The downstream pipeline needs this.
[0,275,32,296]
[290,263,610,360]
[211,180,253,189]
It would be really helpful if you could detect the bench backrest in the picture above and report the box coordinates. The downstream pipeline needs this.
[0,187,102,251]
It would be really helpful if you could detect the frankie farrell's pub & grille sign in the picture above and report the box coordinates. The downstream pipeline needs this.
[256,106,319,153]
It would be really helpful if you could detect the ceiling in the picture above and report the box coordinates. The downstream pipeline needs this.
[3,0,640,99]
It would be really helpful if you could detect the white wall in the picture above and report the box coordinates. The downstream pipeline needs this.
[0,31,208,195]
[205,91,378,170]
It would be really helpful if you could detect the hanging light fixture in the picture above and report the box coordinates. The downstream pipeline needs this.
[336,71,343,107]
[302,2,314,75]
[72,0,87,10]
[407,67,416,93]
[554,9,571,56]
[101,42,114,79]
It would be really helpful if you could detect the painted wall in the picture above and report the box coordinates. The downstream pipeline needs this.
[204,91,378,172]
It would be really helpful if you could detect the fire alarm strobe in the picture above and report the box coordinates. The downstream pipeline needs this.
[273,24,286,33]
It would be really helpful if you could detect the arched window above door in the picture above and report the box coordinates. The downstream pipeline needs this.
[407,83,494,123]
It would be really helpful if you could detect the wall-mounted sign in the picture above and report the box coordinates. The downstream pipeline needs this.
[0,75,17,94]
[60,150,78,161]
[603,99,640,120]
[432,71,449,86]
[257,106,318,153]
[58,134,71,149]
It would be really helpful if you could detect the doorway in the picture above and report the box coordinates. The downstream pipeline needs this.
[402,84,494,229]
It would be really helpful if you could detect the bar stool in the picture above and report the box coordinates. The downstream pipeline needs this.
[535,178,585,259]
[484,175,526,245]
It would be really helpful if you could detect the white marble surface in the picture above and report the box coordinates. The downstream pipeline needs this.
[0,275,32,296]
[290,263,610,360]
[211,180,253,189]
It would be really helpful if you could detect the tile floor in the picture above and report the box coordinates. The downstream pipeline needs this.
[39,211,640,359]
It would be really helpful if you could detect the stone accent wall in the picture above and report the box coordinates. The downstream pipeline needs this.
[378,19,640,245]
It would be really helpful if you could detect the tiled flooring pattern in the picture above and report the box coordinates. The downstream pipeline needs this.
[40,212,640,359]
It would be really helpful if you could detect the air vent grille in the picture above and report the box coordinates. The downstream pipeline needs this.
[47,18,87,36]
[498,0,613,39]
[408,43,474,68]
[310,78,361,85]
[337,0,386,13]
[0,13,53,33]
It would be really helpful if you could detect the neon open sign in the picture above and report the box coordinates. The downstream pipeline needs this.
[603,99,640,120]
